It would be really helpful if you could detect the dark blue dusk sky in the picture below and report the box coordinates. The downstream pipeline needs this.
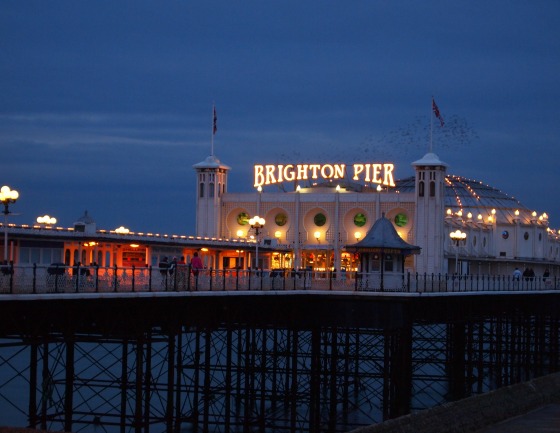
[1,1,559,234]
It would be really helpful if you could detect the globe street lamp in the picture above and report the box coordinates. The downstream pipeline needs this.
[0,186,19,263]
[449,229,467,274]
[249,215,265,270]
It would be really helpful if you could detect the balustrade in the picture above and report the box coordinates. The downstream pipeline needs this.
[0,263,557,295]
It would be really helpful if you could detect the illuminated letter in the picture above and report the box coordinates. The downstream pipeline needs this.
[254,165,264,187]
[353,164,364,181]
[309,164,321,179]
[265,165,276,185]
[283,164,295,182]
[372,164,382,183]
[277,165,284,183]
[321,164,334,179]
[363,164,371,182]
[296,164,309,180]
[333,164,345,179]
[383,163,395,186]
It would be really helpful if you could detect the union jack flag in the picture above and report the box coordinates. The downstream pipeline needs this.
[432,98,444,127]
[213,106,218,135]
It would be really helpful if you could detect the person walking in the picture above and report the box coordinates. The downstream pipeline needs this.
[159,257,170,276]
[190,252,203,277]
[543,268,551,288]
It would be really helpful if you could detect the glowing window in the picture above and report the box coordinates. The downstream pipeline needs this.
[237,212,249,226]
[275,213,288,226]
[394,213,408,227]
[354,213,366,227]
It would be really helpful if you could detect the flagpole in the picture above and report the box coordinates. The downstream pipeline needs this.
[429,97,433,153]
[211,103,215,157]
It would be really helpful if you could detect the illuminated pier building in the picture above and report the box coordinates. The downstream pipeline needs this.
[194,151,560,276]
[1,152,559,277]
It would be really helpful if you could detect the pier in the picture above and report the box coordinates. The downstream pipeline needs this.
[0,267,559,432]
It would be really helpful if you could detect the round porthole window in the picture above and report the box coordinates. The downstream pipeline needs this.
[354,213,366,227]
[502,230,509,239]
[275,213,288,226]
[314,213,326,227]
[394,213,408,227]
[237,212,249,225]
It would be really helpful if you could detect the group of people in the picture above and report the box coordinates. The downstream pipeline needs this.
[512,267,551,282]
[159,252,204,277]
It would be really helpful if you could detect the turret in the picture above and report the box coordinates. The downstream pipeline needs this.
[193,155,231,238]
[412,153,448,274]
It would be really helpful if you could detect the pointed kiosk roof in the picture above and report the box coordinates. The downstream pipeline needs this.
[346,214,421,255]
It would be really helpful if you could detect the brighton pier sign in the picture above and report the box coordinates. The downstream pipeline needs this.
[254,163,396,188]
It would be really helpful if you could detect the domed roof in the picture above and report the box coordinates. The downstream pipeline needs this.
[395,175,535,224]
[75,210,95,224]
[192,155,231,170]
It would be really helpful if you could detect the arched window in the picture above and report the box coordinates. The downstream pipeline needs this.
[199,182,205,198]
[419,181,425,197]
[429,181,435,197]
[209,182,215,198]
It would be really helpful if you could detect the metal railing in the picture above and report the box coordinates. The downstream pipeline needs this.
[0,263,557,295]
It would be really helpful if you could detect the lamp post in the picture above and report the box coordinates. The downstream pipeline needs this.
[0,186,19,263]
[449,229,467,274]
[249,215,265,270]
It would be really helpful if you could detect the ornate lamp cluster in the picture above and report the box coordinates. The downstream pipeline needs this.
[37,215,57,226]
[0,185,19,262]
[449,229,467,274]
[0,186,19,213]
[249,216,266,270]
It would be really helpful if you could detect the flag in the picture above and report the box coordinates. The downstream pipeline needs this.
[432,98,444,127]
[213,106,218,135]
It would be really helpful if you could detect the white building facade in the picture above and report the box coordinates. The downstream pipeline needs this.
[194,152,560,277]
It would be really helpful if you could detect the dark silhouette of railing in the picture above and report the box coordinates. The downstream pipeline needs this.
[0,263,557,295]
[1,292,559,433]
